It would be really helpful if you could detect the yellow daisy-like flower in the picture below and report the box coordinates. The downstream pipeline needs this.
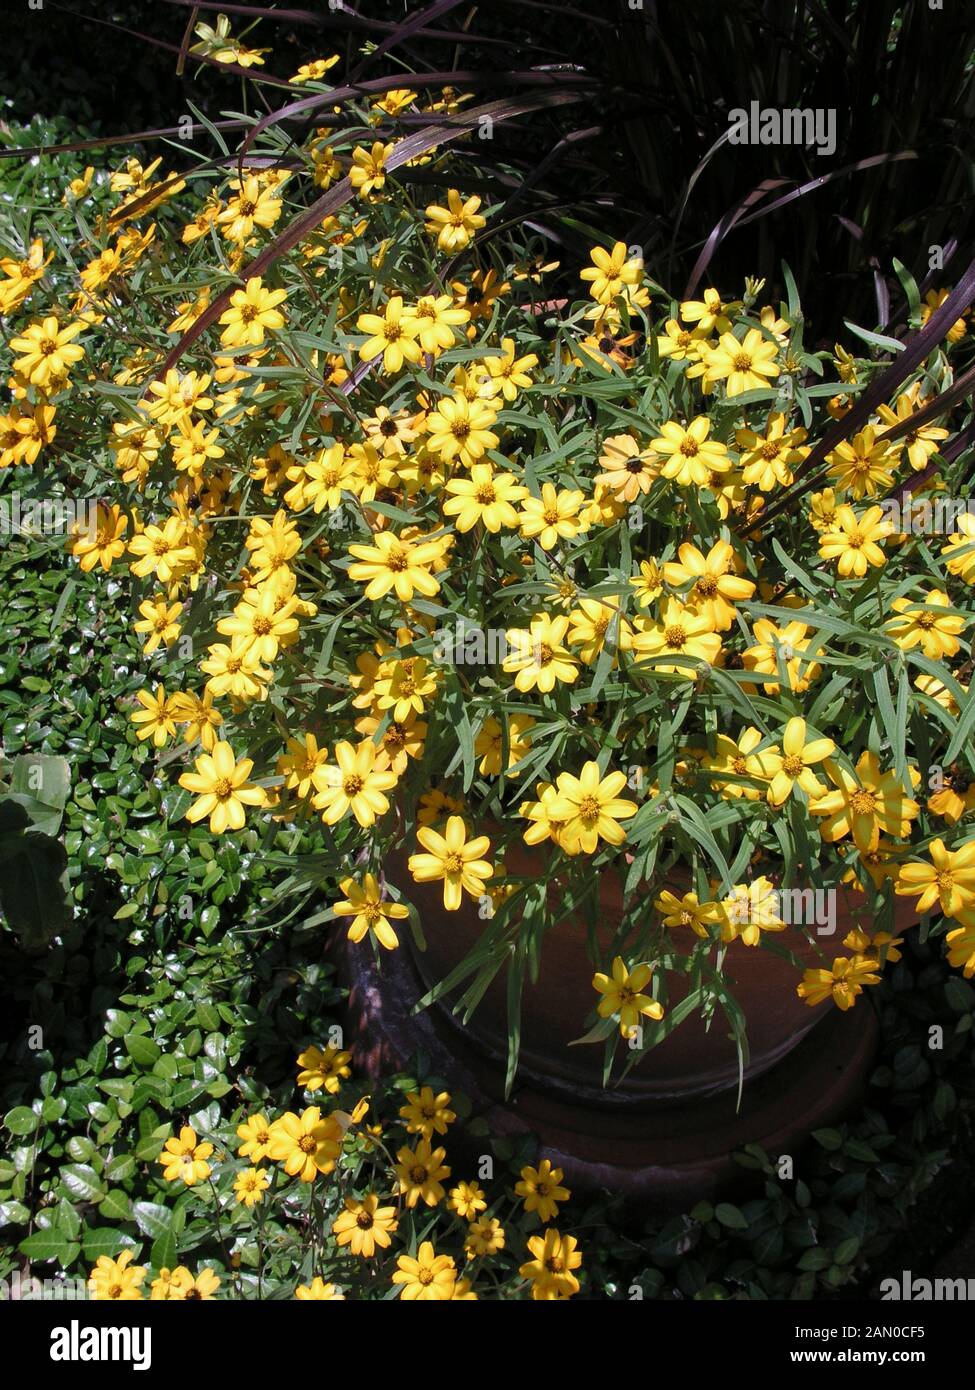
[236,1112,274,1162]
[394,1140,452,1208]
[737,413,807,491]
[809,751,920,854]
[311,739,398,828]
[178,740,266,834]
[466,1217,506,1256]
[267,1107,343,1182]
[448,1180,488,1221]
[818,504,892,578]
[518,482,587,550]
[408,814,493,911]
[895,838,975,917]
[88,1250,146,1302]
[652,416,730,489]
[628,557,664,608]
[392,1241,457,1300]
[941,514,975,586]
[654,889,725,938]
[592,956,664,1035]
[233,1168,270,1207]
[580,240,643,305]
[426,391,499,467]
[663,539,755,632]
[765,717,835,806]
[519,1229,583,1300]
[720,876,786,947]
[332,1193,398,1257]
[515,1160,570,1223]
[349,141,394,198]
[218,276,287,349]
[797,955,882,1010]
[131,685,179,747]
[399,1085,456,1139]
[474,713,535,776]
[595,433,659,502]
[356,295,422,373]
[679,287,733,334]
[333,872,408,950]
[295,1277,345,1300]
[546,760,637,855]
[296,1044,352,1095]
[703,327,780,395]
[503,612,579,693]
[424,189,486,252]
[157,1125,213,1186]
[885,589,966,660]
[631,597,722,675]
[444,463,528,533]
[347,529,443,602]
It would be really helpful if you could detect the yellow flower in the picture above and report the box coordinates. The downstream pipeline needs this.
[311,739,398,827]
[9,316,85,388]
[809,751,920,853]
[424,189,486,251]
[546,761,637,855]
[157,1125,213,1186]
[741,618,821,695]
[295,1277,345,1299]
[276,733,329,800]
[333,873,408,950]
[703,726,780,801]
[877,388,948,472]
[580,240,643,304]
[797,956,882,1010]
[394,1140,451,1208]
[426,392,499,467]
[448,1181,487,1221]
[444,463,527,532]
[518,482,587,550]
[503,612,579,693]
[808,487,841,533]
[70,503,128,572]
[400,1086,456,1139]
[592,956,664,1035]
[595,433,659,502]
[765,717,835,806]
[127,515,196,584]
[519,1229,582,1300]
[236,1112,274,1162]
[332,1193,398,1256]
[566,598,632,665]
[519,780,572,850]
[515,1160,570,1223]
[170,689,223,752]
[941,514,975,585]
[628,558,664,608]
[631,597,722,674]
[168,1267,221,1301]
[654,889,725,938]
[88,1250,146,1301]
[663,539,755,632]
[826,426,899,499]
[680,287,733,334]
[656,317,708,361]
[480,336,538,401]
[131,685,179,747]
[720,876,785,947]
[349,141,394,198]
[408,814,493,911]
[218,276,287,348]
[234,1168,270,1207]
[652,416,730,489]
[895,838,975,917]
[703,327,780,395]
[946,912,975,976]
[267,1107,343,1182]
[392,1241,457,1300]
[296,1044,352,1095]
[356,295,422,373]
[289,55,340,84]
[885,589,966,660]
[466,1217,506,1256]
[347,529,442,601]
[474,713,535,776]
[374,655,439,722]
[411,293,470,354]
[178,740,266,834]
[818,504,892,577]
[736,413,807,490]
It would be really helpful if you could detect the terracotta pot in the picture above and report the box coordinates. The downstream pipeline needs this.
[388,842,918,1107]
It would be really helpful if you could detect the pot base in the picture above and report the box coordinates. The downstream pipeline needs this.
[334,932,879,1204]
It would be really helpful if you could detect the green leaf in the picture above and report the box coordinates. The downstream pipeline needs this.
[124,1035,162,1068]
[715,1202,748,1230]
[4,1106,39,1136]
[132,1201,173,1240]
